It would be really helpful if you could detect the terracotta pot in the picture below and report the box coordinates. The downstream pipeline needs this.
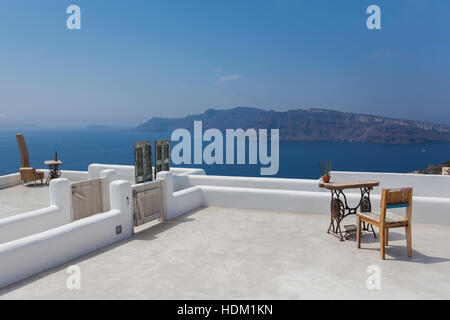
[322,175,331,183]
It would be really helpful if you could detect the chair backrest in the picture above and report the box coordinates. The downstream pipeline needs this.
[16,133,30,168]
[380,187,413,224]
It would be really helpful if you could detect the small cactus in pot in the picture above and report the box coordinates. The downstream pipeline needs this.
[318,159,332,183]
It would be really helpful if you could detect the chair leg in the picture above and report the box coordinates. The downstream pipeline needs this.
[405,224,412,257]
[385,229,389,246]
[357,216,361,249]
[380,227,385,260]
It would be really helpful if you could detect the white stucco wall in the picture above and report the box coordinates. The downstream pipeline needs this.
[0,180,132,288]
[57,170,89,182]
[158,171,450,226]
[0,178,72,244]
[330,171,450,198]
[156,172,204,220]
[0,170,89,191]
[0,173,21,190]
[201,186,330,214]
[88,164,136,181]
[88,163,205,184]
[182,174,323,192]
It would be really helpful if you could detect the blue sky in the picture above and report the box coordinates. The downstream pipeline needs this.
[0,0,449,127]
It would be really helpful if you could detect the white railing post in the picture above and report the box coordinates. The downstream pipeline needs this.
[109,180,133,237]
[99,169,117,212]
[156,171,173,219]
[49,178,71,224]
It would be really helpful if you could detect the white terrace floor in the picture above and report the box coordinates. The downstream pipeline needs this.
[1,206,449,299]
[0,184,50,219]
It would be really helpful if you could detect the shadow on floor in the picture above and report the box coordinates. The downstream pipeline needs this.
[133,207,201,241]
[346,232,450,264]
[385,246,450,264]
[347,230,405,243]
[24,183,47,188]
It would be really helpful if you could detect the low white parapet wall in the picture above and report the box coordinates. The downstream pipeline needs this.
[0,170,89,190]
[57,170,89,182]
[88,163,205,184]
[330,171,450,198]
[0,180,132,288]
[0,173,21,190]
[330,171,450,225]
[181,174,322,192]
[0,178,72,245]
[159,171,450,226]
[201,186,330,215]
[156,171,204,220]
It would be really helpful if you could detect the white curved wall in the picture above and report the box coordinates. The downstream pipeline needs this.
[0,180,132,288]
[0,178,72,244]
[156,171,203,220]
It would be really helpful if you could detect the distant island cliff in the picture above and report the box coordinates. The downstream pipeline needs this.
[136,107,450,144]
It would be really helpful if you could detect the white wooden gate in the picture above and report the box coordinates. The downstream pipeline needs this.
[71,178,109,221]
[132,181,165,227]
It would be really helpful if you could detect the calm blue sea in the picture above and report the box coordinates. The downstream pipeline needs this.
[1,128,449,179]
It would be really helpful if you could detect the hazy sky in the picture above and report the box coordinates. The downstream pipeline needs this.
[0,0,449,127]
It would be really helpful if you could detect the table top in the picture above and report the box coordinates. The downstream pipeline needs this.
[44,160,63,166]
[319,180,379,191]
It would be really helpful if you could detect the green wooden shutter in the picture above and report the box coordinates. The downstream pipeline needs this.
[154,140,170,177]
[134,141,153,184]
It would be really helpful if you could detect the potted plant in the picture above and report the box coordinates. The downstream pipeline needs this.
[318,159,332,183]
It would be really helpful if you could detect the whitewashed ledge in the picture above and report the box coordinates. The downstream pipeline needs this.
[0,170,89,190]
[0,173,21,190]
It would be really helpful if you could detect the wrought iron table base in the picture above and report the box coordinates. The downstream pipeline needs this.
[46,165,61,185]
[327,187,377,241]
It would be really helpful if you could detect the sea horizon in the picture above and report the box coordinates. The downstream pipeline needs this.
[1,127,449,179]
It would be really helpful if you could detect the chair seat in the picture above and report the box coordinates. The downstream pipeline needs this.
[19,167,44,182]
[35,170,44,179]
[357,211,408,226]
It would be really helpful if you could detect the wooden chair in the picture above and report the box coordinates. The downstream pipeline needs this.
[16,133,44,186]
[357,187,413,260]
